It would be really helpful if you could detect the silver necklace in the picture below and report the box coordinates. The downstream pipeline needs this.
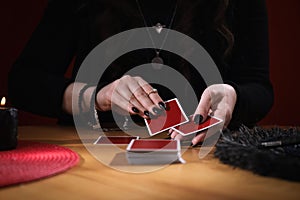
[136,0,178,69]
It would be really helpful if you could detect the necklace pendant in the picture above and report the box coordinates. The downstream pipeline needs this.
[153,23,165,34]
[151,53,164,70]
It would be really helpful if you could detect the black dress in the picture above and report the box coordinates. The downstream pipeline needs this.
[8,0,274,129]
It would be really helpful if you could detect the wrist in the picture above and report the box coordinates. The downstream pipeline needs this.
[224,84,237,107]
[95,84,112,112]
[80,85,97,113]
[62,83,75,115]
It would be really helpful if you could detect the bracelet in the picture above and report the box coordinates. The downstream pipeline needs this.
[78,84,91,115]
[89,87,100,130]
[78,84,100,129]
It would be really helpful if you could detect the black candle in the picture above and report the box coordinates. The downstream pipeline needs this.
[0,97,18,151]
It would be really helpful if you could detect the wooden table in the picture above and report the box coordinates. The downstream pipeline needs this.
[1,126,300,200]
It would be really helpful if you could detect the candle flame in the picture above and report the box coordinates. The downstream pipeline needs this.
[1,97,6,106]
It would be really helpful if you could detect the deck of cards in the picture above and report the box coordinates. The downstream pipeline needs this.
[126,139,185,165]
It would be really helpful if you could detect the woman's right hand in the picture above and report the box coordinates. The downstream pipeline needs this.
[95,75,166,119]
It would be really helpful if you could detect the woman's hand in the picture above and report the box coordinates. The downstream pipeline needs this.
[170,84,237,145]
[96,75,166,118]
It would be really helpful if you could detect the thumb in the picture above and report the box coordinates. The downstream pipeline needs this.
[193,89,211,124]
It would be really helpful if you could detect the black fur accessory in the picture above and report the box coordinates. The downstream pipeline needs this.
[214,125,300,182]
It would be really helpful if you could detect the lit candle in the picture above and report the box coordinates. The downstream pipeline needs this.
[0,97,18,151]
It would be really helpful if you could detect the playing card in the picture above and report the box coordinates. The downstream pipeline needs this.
[94,136,139,145]
[171,115,223,136]
[126,139,179,152]
[144,98,189,136]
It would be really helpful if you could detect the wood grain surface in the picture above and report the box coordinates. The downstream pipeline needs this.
[0,126,299,200]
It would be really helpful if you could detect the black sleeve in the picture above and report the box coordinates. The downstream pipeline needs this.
[8,0,78,117]
[226,0,274,128]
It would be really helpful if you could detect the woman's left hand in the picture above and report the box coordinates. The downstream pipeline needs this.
[170,84,237,145]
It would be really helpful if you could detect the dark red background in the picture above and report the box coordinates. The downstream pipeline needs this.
[1,0,300,126]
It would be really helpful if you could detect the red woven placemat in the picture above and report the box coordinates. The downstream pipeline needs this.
[0,141,80,187]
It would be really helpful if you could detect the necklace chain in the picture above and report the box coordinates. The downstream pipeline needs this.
[135,0,178,68]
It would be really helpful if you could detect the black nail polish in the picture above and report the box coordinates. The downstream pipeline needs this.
[152,107,163,115]
[144,111,150,117]
[194,114,203,124]
[150,113,157,119]
[144,111,156,119]
[132,107,139,114]
[158,102,167,110]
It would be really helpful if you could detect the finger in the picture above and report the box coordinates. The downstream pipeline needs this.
[193,89,211,124]
[114,76,150,118]
[131,87,158,117]
[135,77,164,105]
[135,78,164,116]
[124,77,155,114]
[111,85,148,118]
[168,128,173,136]
[171,130,179,139]
[191,133,206,146]
[148,92,166,111]
[128,97,150,118]
[174,133,183,141]
[110,90,138,116]
[136,78,162,112]
[146,90,166,116]
[213,109,230,128]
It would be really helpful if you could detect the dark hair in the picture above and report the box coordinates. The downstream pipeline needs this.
[175,0,234,58]
[214,0,234,58]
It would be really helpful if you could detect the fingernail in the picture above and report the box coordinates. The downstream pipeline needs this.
[150,113,156,119]
[158,102,167,110]
[194,114,204,124]
[131,107,139,113]
[152,107,163,115]
[144,111,150,117]
[144,111,157,119]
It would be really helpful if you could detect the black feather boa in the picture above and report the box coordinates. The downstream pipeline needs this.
[214,125,300,182]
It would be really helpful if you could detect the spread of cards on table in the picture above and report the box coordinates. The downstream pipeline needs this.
[94,98,223,165]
